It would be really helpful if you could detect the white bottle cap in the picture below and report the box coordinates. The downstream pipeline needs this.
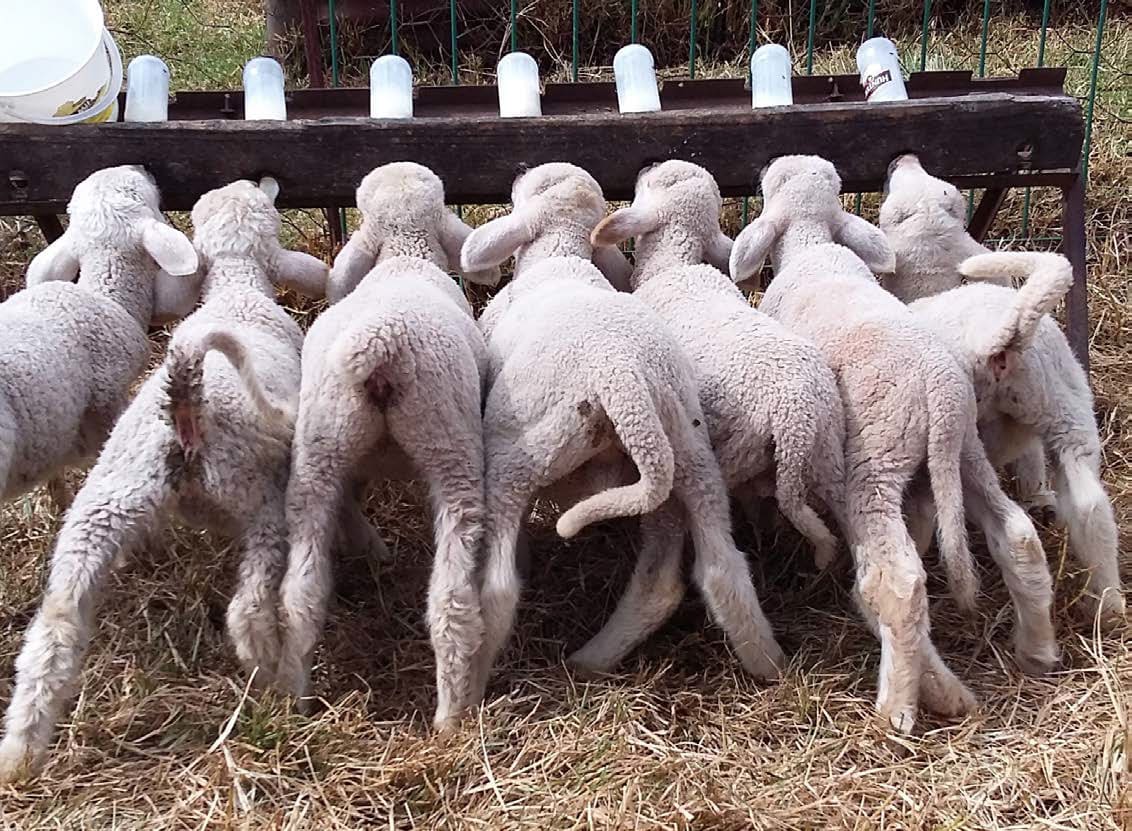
[750,44,793,108]
[613,44,661,114]
[243,56,287,120]
[370,54,413,119]
[124,55,170,122]
[497,52,542,118]
[856,37,908,102]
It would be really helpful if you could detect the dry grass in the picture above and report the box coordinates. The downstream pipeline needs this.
[1,7,1130,829]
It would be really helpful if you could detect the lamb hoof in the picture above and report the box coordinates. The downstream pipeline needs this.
[736,639,786,682]
[876,705,917,736]
[433,705,470,734]
[1087,591,1127,632]
[920,673,978,718]
[565,650,612,681]
[1015,642,1061,677]
[0,737,39,785]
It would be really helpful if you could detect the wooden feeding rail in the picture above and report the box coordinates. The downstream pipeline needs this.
[0,68,1090,370]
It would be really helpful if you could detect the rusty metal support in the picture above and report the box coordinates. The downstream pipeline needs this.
[298,0,325,87]
[1061,174,1090,375]
[967,187,1007,242]
[34,214,64,242]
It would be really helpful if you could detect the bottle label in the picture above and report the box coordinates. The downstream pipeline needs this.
[863,69,892,100]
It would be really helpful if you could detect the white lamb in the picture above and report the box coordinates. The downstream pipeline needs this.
[0,165,197,514]
[590,159,846,572]
[730,155,1058,732]
[880,155,1124,624]
[458,162,785,713]
[274,163,500,730]
[0,178,329,782]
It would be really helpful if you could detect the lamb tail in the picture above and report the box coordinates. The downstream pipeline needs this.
[165,328,294,454]
[960,252,1073,360]
[556,368,676,539]
[326,312,418,408]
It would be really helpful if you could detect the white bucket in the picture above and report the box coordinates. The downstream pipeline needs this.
[0,0,123,124]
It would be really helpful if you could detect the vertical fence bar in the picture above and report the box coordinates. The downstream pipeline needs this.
[919,0,932,71]
[390,0,399,56]
[449,0,459,83]
[631,0,638,43]
[572,0,580,81]
[854,0,877,216]
[1082,0,1108,182]
[742,0,759,226]
[510,0,518,52]
[328,0,340,85]
[689,0,698,78]
[967,0,992,222]
[1021,0,1052,237]
[805,0,817,74]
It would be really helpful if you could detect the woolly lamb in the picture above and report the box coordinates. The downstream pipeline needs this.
[591,159,846,573]
[0,178,329,782]
[880,152,1052,510]
[0,165,197,515]
[878,154,1012,303]
[275,163,500,729]
[730,155,1058,732]
[881,157,1123,623]
[458,162,784,710]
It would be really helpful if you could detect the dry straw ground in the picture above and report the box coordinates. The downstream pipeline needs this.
[0,2,1129,828]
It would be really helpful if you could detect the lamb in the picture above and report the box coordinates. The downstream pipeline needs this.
[458,162,784,712]
[0,165,198,515]
[880,155,1123,624]
[878,153,1012,303]
[879,152,1052,511]
[590,159,846,573]
[729,155,1058,732]
[0,178,329,782]
[274,163,500,730]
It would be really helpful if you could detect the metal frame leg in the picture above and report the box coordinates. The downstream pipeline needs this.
[1061,175,1090,375]
[34,215,63,243]
[967,187,1007,243]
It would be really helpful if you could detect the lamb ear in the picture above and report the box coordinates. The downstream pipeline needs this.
[833,211,896,275]
[729,213,783,282]
[704,230,733,274]
[141,219,199,277]
[438,210,501,286]
[152,267,203,324]
[591,244,633,292]
[271,247,329,299]
[26,232,80,286]
[591,205,659,247]
[327,232,378,303]
[458,211,532,277]
[259,176,280,204]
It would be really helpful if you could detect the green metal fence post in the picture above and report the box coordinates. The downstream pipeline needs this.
[1021,0,1053,237]
[805,0,817,75]
[919,0,933,71]
[689,0,698,78]
[1082,0,1109,182]
[449,0,459,83]
[510,0,517,52]
[572,0,580,81]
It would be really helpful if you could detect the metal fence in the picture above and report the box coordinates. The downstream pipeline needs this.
[310,0,1113,238]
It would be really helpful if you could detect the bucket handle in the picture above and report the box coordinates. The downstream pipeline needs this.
[0,29,123,125]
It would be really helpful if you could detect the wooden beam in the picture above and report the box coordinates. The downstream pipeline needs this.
[967,187,1008,242]
[33,215,64,242]
[0,93,1083,211]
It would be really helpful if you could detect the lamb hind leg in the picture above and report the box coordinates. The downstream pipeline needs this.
[961,435,1059,675]
[673,414,783,680]
[567,498,687,675]
[0,455,166,782]
[276,455,348,705]
[1053,449,1125,625]
[227,494,288,689]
